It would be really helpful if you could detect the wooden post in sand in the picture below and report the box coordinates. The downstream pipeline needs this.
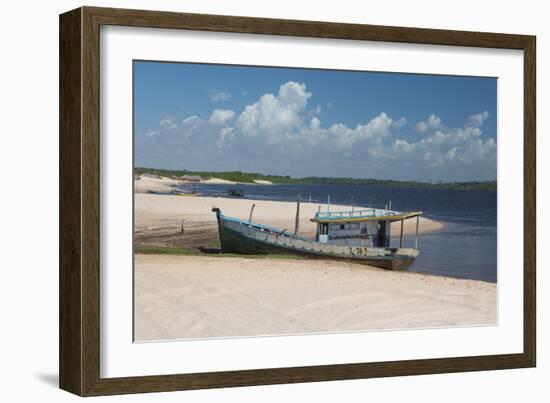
[399,218,404,248]
[295,195,301,235]
[248,204,256,222]
[415,215,420,249]
[180,219,185,235]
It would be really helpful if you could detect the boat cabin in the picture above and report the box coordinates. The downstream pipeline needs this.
[311,208,422,249]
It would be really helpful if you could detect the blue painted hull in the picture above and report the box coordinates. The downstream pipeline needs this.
[213,209,418,271]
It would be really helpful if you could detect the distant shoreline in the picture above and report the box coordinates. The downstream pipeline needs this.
[135,167,497,191]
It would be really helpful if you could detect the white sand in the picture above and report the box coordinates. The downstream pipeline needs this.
[134,175,181,193]
[133,191,492,342]
[134,193,443,238]
[134,254,496,341]
[202,177,273,185]
[202,177,237,184]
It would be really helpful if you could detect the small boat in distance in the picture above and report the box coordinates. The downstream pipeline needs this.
[174,191,201,197]
[146,187,202,197]
[174,185,201,197]
[146,189,173,195]
[212,204,422,270]
[227,188,245,197]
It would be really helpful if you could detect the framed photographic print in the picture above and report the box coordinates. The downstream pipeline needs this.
[59,6,536,396]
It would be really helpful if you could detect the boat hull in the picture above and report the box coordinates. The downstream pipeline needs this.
[146,189,173,195]
[214,210,418,271]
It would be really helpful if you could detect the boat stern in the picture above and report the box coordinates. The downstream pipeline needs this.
[387,248,420,271]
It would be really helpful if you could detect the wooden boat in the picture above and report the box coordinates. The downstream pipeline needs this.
[174,186,201,197]
[146,188,202,196]
[212,205,423,271]
[174,191,202,197]
[146,189,174,195]
[227,188,244,197]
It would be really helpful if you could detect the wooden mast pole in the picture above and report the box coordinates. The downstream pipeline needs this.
[415,215,420,249]
[248,204,256,222]
[399,218,404,248]
[295,195,301,235]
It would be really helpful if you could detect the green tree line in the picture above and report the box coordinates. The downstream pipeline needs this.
[135,167,496,191]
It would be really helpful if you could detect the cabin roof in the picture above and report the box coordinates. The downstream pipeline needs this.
[311,208,422,223]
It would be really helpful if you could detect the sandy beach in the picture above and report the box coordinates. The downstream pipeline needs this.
[134,174,274,192]
[133,177,495,341]
[135,192,443,242]
[134,175,181,193]
[135,254,496,341]
[134,175,442,241]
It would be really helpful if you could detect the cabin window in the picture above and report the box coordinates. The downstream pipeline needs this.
[340,224,345,230]
[320,223,329,235]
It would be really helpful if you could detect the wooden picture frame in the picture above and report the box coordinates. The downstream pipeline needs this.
[59,6,536,396]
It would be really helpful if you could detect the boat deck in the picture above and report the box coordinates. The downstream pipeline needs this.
[312,208,422,223]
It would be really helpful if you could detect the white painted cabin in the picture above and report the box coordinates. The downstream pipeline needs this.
[312,208,421,249]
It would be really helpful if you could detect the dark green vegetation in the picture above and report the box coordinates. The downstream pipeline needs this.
[135,244,305,259]
[135,245,199,255]
[135,167,497,191]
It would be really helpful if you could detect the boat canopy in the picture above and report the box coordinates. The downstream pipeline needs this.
[311,208,422,223]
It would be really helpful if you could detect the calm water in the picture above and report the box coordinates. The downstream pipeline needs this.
[188,183,497,283]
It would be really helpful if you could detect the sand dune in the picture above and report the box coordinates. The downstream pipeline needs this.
[134,175,180,193]
[201,177,237,184]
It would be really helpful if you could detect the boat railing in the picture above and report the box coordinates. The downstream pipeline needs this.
[220,213,312,241]
[314,209,401,220]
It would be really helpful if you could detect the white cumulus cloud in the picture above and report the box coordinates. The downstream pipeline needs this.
[235,81,311,146]
[209,109,235,125]
[415,114,442,132]
[467,111,490,127]
[392,117,407,130]
[209,90,231,102]
[136,81,495,181]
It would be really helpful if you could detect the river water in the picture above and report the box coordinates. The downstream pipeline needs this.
[189,183,497,283]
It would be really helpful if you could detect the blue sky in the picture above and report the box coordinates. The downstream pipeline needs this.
[134,61,497,182]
